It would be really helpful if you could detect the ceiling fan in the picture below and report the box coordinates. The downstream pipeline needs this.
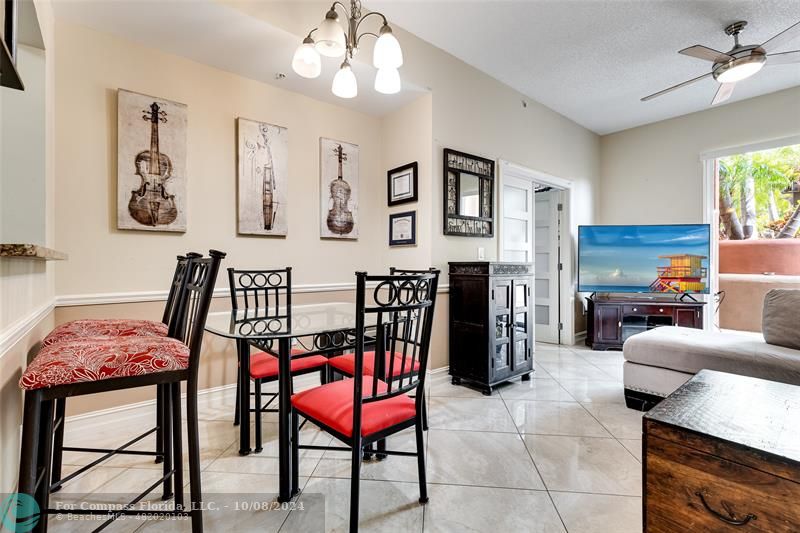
[642,20,800,105]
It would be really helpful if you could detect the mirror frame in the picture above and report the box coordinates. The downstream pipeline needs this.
[443,148,495,237]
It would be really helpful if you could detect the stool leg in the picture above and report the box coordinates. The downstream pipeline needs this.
[254,379,263,453]
[35,398,55,532]
[155,385,164,464]
[186,379,204,532]
[50,398,66,491]
[18,390,43,498]
[171,382,185,510]
[161,384,174,501]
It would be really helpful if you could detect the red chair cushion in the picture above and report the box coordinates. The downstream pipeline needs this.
[20,337,189,391]
[250,351,328,380]
[42,319,169,347]
[329,351,420,378]
[291,377,416,438]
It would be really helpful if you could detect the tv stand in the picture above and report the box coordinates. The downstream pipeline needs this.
[585,295,704,351]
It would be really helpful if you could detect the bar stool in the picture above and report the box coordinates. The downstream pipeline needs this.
[227,267,328,451]
[46,253,200,491]
[17,250,224,533]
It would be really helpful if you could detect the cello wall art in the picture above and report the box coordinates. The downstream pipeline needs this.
[117,89,187,232]
[237,118,288,236]
[320,137,359,240]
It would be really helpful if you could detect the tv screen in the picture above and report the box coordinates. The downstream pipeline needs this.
[578,224,710,294]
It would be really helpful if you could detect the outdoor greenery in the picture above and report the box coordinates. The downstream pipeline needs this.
[719,144,800,239]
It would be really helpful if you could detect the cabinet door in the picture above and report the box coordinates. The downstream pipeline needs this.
[675,308,701,329]
[596,305,622,343]
[491,279,513,381]
[511,277,533,372]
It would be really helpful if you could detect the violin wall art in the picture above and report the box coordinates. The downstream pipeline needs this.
[320,137,359,240]
[117,89,187,232]
[237,118,288,236]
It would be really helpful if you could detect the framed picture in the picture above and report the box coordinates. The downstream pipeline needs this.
[389,211,416,246]
[443,148,495,237]
[387,161,418,206]
[320,137,359,240]
[117,89,187,232]
[237,118,288,236]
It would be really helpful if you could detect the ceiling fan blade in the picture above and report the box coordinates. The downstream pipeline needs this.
[761,20,800,52]
[711,82,735,106]
[679,45,734,63]
[641,72,713,102]
[767,50,800,65]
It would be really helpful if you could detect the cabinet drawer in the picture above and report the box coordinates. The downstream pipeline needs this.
[645,435,800,532]
[623,304,670,315]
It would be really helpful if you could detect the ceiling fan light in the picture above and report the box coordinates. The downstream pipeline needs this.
[374,67,401,94]
[373,24,403,69]
[332,61,358,98]
[713,55,766,83]
[292,38,322,79]
[315,9,346,57]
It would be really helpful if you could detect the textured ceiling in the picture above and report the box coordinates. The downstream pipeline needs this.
[368,0,800,134]
[52,0,427,117]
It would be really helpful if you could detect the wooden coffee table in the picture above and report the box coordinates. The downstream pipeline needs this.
[643,369,800,532]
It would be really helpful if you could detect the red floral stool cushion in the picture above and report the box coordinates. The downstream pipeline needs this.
[20,337,189,391]
[42,319,169,347]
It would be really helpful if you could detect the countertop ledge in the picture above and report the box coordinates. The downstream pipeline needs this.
[0,244,68,260]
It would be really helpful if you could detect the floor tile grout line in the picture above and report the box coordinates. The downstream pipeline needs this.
[498,390,570,533]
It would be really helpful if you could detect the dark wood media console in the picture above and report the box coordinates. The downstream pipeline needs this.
[586,295,704,351]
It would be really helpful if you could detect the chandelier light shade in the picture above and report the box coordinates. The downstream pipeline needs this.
[292,37,322,79]
[374,67,401,94]
[293,0,403,98]
[315,9,347,57]
[332,61,358,98]
[373,25,403,69]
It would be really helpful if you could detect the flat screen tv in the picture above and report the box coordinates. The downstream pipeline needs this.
[578,224,711,294]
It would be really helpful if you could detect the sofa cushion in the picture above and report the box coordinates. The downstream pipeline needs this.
[623,326,800,387]
[762,289,800,350]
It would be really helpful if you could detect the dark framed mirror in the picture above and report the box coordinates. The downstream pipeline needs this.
[443,148,494,237]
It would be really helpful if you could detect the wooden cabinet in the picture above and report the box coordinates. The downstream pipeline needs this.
[449,262,534,395]
[586,296,704,351]
[644,371,800,532]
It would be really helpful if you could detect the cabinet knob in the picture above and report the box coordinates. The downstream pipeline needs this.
[659,308,664,313]
[633,307,638,312]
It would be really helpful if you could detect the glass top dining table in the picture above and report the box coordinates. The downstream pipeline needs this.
[204,302,367,503]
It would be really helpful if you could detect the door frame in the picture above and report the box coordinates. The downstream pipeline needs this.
[700,134,800,331]
[498,160,575,345]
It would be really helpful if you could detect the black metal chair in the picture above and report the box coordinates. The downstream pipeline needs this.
[227,267,328,452]
[17,250,225,533]
[291,270,439,532]
[47,253,201,492]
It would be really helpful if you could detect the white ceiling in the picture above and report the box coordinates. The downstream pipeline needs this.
[368,0,800,134]
[51,0,427,117]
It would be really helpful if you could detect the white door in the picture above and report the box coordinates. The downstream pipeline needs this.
[501,176,534,263]
[534,189,561,344]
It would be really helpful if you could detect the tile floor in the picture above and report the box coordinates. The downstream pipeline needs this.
[48,343,644,532]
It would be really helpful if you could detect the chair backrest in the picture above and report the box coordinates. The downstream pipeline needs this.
[162,252,202,328]
[389,266,438,275]
[227,267,292,317]
[351,270,440,434]
[173,250,226,373]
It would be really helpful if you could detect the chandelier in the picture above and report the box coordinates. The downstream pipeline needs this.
[291,0,403,98]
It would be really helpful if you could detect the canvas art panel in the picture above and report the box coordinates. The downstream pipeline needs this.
[237,118,289,236]
[117,89,187,232]
[320,137,359,239]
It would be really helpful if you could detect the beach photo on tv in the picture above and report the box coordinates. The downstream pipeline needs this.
[578,224,710,294]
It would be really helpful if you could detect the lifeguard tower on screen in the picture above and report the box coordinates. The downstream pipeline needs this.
[648,254,707,293]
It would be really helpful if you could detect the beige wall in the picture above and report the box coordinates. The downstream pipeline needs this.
[54,21,388,296]
[599,86,800,225]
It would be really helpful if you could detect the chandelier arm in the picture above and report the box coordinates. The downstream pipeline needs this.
[330,1,351,19]
[355,31,379,48]
[354,11,388,37]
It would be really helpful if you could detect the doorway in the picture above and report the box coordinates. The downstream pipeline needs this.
[499,163,568,345]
